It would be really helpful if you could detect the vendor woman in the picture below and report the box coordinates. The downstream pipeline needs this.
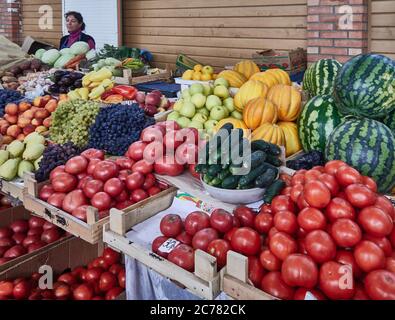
[60,11,96,50]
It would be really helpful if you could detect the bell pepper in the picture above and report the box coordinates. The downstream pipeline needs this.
[112,85,137,100]
[89,67,113,82]
[77,88,89,100]
[101,89,116,101]
[89,85,106,100]
[104,94,124,104]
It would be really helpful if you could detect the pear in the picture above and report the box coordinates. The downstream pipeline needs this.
[24,132,45,145]
[0,158,21,181]
[0,150,10,166]
[23,143,45,161]
[7,141,25,158]
[18,160,34,179]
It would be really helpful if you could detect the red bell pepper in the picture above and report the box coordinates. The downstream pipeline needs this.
[112,85,137,100]
[101,89,116,100]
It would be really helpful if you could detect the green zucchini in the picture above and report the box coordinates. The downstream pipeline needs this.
[254,168,278,188]
[208,164,222,176]
[242,150,267,171]
[263,180,286,203]
[265,154,283,167]
[238,163,269,187]
[203,174,213,185]
[221,175,240,189]
[217,169,230,181]
[251,140,281,156]
[209,177,222,187]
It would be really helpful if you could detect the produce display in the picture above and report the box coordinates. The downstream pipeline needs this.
[39,149,169,221]
[0,89,22,117]
[92,57,123,76]
[0,247,125,300]
[243,161,394,300]
[0,96,60,145]
[0,133,46,181]
[0,195,12,211]
[334,54,395,119]
[286,151,325,171]
[134,90,173,116]
[168,80,242,133]
[182,64,216,81]
[47,70,84,95]
[87,104,155,156]
[325,117,395,193]
[126,122,200,177]
[50,99,101,147]
[0,216,65,266]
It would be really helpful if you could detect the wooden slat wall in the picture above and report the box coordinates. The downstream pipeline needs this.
[370,0,395,60]
[122,0,308,70]
[21,0,63,47]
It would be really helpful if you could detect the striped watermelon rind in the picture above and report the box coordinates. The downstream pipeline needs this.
[298,95,342,153]
[334,54,395,119]
[383,109,395,135]
[303,59,342,97]
[325,117,395,193]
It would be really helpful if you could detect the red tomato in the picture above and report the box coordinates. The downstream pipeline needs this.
[0,281,14,297]
[297,192,310,210]
[231,228,261,256]
[104,178,124,197]
[27,242,46,253]
[365,270,395,300]
[390,228,395,248]
[192,228,219,251]
[102,247,120,265]
[209,209,233,233]
[115,190,129,203]
[13,280,32,300]
[62,190,88,213]
[72,205,90,222]
[148,186,161,196]
[358,206,393,237]
[224,228,238,243]
[254,213,273,234]
[330,219,362,248]
[363,235,393,257]
[58,273,77,286]
[81,149,105,161]
[279,173,292,187]
[345,184,377,209]
[281,254,318,289]
[160,214,183,238]
[99,272,117,292]
[281,187,292,197]
[167,244,195,272]
[319,261,355,300]
[10,220,29,234]
[207,239,231,269]
[336,250,363,278]
[290,184,304,203]
[85,267,104,283]
[362,176,378,193]
[305,169,322,182]
[305,231,336,264]
[176,231,192,246]
[293,288,326,300]
[27,227,43,236]
[132,160,153,175]
[93,161,119,182]
[268,227,280,239]
[248,256,265,288]
[324,160,347,175]
[273,211,297,235]
[22,235,40,248]
[269,232,297,261]
[291,173,305,186]
[65,156,88,175]
[131,189,149,203]
[108,264,124,276]
[353,283,370,300]
[38,185,54,201]
[154,156,184,176]
[304,180,331,209]
[326,197,356,223]
[375,196,395,221]
[233,206,256,228]
[318,173,340,197]
[259,250,281,272]
[49,166,65,181]
[127,141,147,161]
[175,143,198,165]
[91,192,112,211]
[41,228,61,244]
[297,208,327,232]
[52,173,78,193]
[261,272,295,300]
[163,130,184,151]
[188,164,200,180]
[151,236,169,258]
[73,284,94,300]
[335,165,363,187]
[386,257,395,273]
[140,125,165,143]
[0,227,13,239]
[142,173,156,190]
[184,211,210,236]
[118,269,126,289]
[54,283,71,300]
[83,179,104,199]
[78,176,93,190]
[354,240,386,273]
[105,287,123,300]
[115,157,134,170]
[271,196,295,214]
[87,159,101,176]
[125,172,145,191]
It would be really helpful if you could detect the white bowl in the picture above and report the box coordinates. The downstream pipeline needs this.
[201,179,265,204]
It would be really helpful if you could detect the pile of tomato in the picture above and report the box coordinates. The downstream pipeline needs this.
[0,247,125,300]
[38,148,168,222]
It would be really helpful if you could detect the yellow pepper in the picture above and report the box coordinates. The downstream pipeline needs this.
[89,67,113,82]
[67,90,81,100]
[89,85,106,100]
[77,88,89,100]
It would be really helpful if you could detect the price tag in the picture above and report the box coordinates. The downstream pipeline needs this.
[158,238,181,254]
[304,292,318,300]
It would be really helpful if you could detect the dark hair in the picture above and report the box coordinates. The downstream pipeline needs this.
[65,11,86,31]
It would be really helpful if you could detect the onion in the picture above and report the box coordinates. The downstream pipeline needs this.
[145,93,161,107]
[135,91,146,104]
[0,196,12,207]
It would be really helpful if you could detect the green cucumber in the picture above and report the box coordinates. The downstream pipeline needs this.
[251,140,281,156]
[229,163,243,175]
[195,164,208,174]
[254,168,278,188]
[242,150,267,171]
[217,169,230,181]
[221,175,240,189]
[203,174,213,185]
[263,180,286,203]
[265,154,283,167]
[209,177,222,187]
[238,164,269,187]
[208,164,222,176]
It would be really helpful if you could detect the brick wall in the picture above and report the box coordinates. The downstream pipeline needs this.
[0,0,22,44]
[307,0,369,63]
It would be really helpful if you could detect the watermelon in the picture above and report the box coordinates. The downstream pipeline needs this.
[298,95,342,153]
[303,59,342,97]
[334,54,395,119]
[325,117,395,193]
[383,109,395,134]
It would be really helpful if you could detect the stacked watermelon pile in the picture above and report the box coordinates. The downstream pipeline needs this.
[300,54,395,194]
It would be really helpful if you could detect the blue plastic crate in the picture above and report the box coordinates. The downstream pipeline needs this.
[134,81,181,98]
[291,71,305,85]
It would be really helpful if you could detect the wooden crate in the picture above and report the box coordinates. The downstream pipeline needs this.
[221,251,277,300]
[114,68,172,85]
[103,186,222,300]
[0,206,73,273]
[0,179,24,202]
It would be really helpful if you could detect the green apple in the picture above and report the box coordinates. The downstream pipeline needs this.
[210,106,228,121]
[176,116,191,128]
[204,119,219,131]
[182,88,191,99]
[203,84,213,96]
[167,111,180,121]
[223,97,235,112]
[180,101,196,118]
[197,108,210,117]
[173,99,184,112]
[206,95,222,111]
[214,85,230,99]
[202,65,214,75]
[222,106,230,118]
[214,77,230,88]
[191,93,206,109]
[189,83,204,96]
[192,113,208,123]
[189,120,204,130]
[231,110,243,120]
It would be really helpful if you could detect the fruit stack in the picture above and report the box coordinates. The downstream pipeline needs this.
[181,64,217,81]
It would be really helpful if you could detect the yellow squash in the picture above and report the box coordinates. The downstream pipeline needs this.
[243,97,278,130]
[278,121,302,157]
[234,80,268,113]
[217,70,247,88]
[251,123,285,146]
[250,72,279,88]
[265,69,291,85]
[234,60,260,79]
[267,84,302,121]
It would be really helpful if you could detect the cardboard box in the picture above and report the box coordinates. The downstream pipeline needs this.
[21,36,56,55]
[252,48,307,75]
